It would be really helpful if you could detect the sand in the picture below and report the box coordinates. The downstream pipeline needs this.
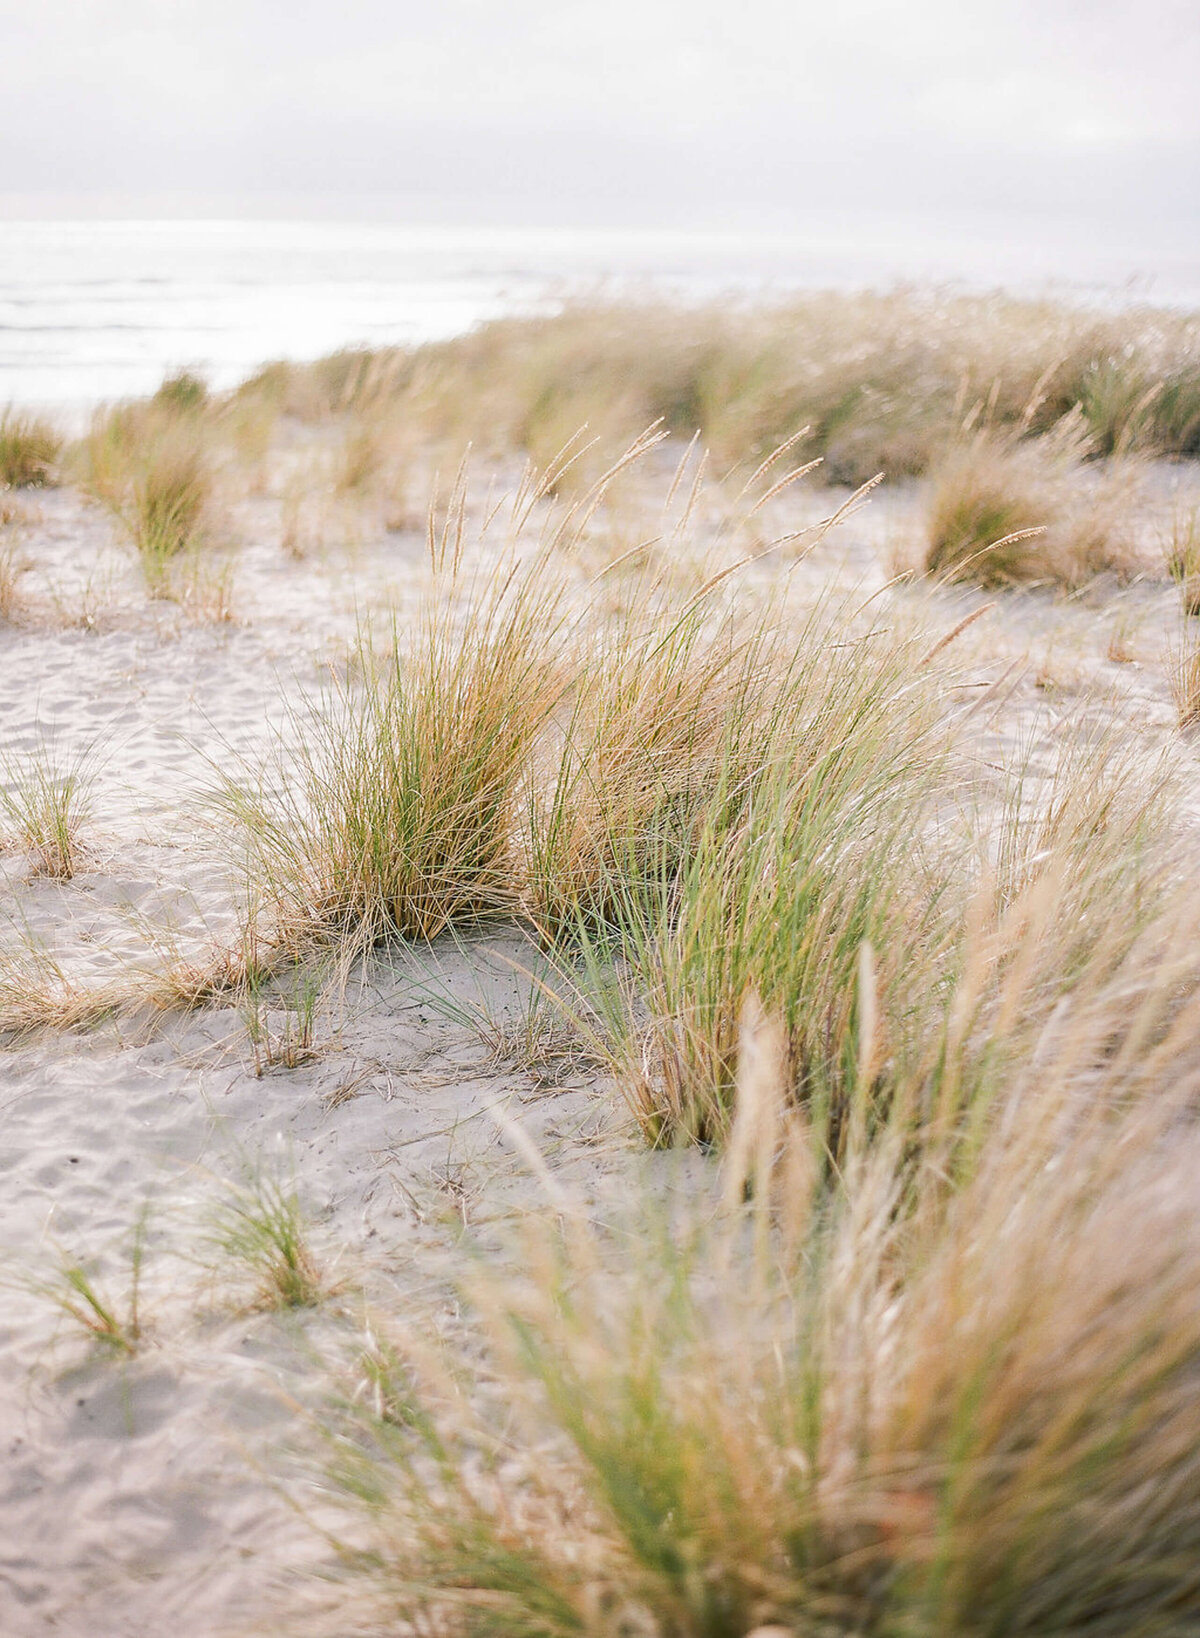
[0,453,1198,1635]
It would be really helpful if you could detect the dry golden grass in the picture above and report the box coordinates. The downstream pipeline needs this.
[160,550,237,623]
[73,375,232,590]
[1164,502,1200,613]
[0,306,1198,1631]
[0,941,125,1038]
[220,547,567,952]
[0,540,28,622]
[0,409,61,488]
[924,423,1143,587]
[240,292,1200,489]
[119,422,217,587]
[1170,625,1200,725]
[324,935,1200,1638]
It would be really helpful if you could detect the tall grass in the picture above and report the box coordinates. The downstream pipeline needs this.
[1170,624,1200,726]
[207,429,1180,1156]
[0,540,26,622]
[118,421,214,585]
[75,386,219,588]
[522,602,766,940]
[0,409,61,488]
[924,423,1143,587]
[547,612,955,1147]
[324,947,1200,1638]
[243,293,1200,484]
[221,553,566,953]
[1165,503,1200,614]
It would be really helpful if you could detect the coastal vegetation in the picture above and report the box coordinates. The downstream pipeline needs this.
[2,289,1200,1633]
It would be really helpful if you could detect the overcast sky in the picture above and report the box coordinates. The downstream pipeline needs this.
[2,0,1197,233]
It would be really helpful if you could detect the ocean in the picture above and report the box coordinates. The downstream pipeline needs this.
[2,216,1198,411]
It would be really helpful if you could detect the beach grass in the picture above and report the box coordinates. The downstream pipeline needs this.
[2,288,1200,1630]
[0,409,61,489]
[210,1168,327,1310]
[323,966,1200,1638]
[924,423,1143,587]
[242,292,1200,485]
[0,742,96,880]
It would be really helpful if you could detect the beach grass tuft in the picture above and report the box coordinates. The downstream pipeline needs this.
[0,409,61,488]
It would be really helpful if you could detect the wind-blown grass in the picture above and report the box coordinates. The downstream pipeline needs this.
[547,610,955,1147]
[32,1205,151,1356]
[0,409,61,488]
[118,421,215,585]
[210,1167,327,1310]
[75,384,220,589]
[323,946,1200,1638]
[924,424,1143,587]
[221,555,566,954]
[237,292,1200,486]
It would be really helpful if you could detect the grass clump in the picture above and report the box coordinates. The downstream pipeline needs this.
[151,368,209,416]
[523,606,762,941]
[924,426,1141,587]
[1170,626,1200,726]
[120,421,215,586]
[0,540,27,622]
[240,956,327,1075]
[0,409,61,488]
[326,991,1200,1638]
[36,1206,151,1356]
[76,394,218,588]
[210,1168,326,1310]
[0,743,96,879]
[223,562,563,953]
[555,616,954,1148]
[221,452,587,955]
[1165,503,1200,614]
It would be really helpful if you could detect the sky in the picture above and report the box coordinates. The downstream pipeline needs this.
[2,0,1198,236]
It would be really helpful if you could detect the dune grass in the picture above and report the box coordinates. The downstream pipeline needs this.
[521,601,765,941]
[0,409,61,489]
[236,292,1200,487]
[324,947,1200,1638]
[1165,503,1200,614]
[0,743,96,879]
[75,377,222,589]
[210,1167,327,1310]
[1170,625,1200,726]
[239,954,328,1075]
[538,609,955,1147]
[34,1205,151,1357]
[204,425,1181,1154]
[220,555,566,955]
[118,421,215,586]
[0,307,1198,1628]
[0,540,27,622]
[152,368,209,416]
[219,439,715,961]
[924,423,1143,587]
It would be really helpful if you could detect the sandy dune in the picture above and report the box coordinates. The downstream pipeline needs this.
[1,451,1198,1634]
